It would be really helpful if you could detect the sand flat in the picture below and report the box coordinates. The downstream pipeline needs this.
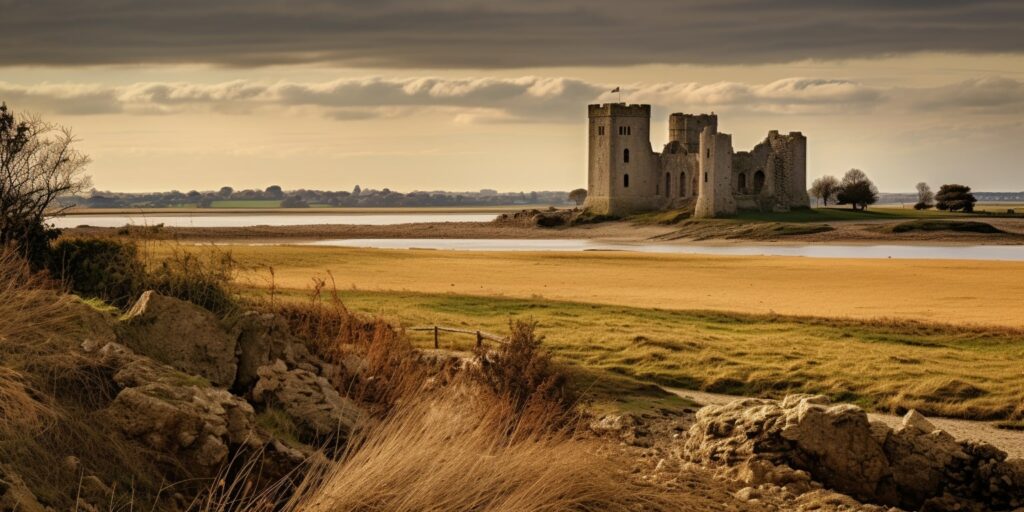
[217,245,1024,327]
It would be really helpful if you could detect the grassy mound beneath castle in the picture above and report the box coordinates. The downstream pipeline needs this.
[889,219,1006,234]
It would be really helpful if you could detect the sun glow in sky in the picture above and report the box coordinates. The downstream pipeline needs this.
[3,1,1023,193]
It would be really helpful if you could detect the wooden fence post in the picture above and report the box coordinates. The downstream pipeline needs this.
[433,326,439,349]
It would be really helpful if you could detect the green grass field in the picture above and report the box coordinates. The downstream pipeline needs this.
[260,287,1024,420]
[209,200,284,208]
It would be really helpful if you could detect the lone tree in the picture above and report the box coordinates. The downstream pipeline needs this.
[568,188,588,206]
[835,168,878,211]
[264,185,284,199]
[914,182,934,210]
[935,184,977,212]
[809,175,840,206]
[0,102,91,266]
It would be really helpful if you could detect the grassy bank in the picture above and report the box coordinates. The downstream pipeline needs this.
[253,288,1015,419]
[260,287,1024,421]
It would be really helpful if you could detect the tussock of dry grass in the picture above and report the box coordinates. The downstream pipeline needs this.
[293,388,680,512]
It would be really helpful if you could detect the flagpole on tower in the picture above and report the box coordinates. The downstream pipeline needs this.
[611,86,621,103]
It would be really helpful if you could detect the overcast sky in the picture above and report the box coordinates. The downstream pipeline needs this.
[2,0,1023,192]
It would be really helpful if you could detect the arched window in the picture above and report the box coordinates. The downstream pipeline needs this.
[738,173,747,193]
[679,172,686,196]
[623,148,630,163]
[623,174,630,188]
[753,170,766,193]
[665,173,671,197]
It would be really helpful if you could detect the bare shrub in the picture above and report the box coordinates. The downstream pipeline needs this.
[0,103,91,267]
[474,320,577,426]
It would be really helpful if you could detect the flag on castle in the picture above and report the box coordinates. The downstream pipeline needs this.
[610,87,620,93]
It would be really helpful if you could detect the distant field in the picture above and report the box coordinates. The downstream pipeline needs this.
[262,287,1024,421]
[209,199,283,208]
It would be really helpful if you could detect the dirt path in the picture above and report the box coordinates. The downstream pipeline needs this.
[666,388,1024,459]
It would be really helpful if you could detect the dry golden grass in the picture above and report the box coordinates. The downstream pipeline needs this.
[291,388,682,512]
[196,244,1024,328]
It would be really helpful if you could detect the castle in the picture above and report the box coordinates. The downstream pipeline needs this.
[584,104,809,217]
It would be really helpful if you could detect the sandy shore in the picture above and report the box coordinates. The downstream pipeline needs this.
[65,216,1024,245]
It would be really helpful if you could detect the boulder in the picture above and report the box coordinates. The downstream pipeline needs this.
[684,394,1024,511]
[98,343,262,472]
[118,291,238,386]
[252,360,364,440]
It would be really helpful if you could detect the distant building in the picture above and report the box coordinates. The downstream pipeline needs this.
[584,104,809,217]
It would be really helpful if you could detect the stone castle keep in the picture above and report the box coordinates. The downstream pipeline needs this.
[584,103,809,217]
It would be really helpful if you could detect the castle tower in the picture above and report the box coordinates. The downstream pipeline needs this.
[584,103,657,216]
[668,113,718,154]
[694,126,736,218]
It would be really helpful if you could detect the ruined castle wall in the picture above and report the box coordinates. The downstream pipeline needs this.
[658,141,698,201]
[669,113,718,154]
[694,127,736,218]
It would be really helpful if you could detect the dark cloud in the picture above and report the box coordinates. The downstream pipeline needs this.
[0,0,1021,68]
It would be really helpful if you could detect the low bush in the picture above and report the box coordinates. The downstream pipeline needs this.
[49,237,147,308]
[48,237,239,314]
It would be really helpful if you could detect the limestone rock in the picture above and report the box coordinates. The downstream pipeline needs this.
[252,360,364,439]
[118,291,238,386]
[684,394,1024,511]
[99,342,261,472]
[230,311,344,390]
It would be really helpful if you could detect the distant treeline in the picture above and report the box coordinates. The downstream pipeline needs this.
[62,186,574,209]
[878,191,1024,205]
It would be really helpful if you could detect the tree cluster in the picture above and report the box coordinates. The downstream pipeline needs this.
[813,169,879,211]
[68,186,571,209]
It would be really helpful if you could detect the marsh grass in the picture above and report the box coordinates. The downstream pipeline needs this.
[273,288,1024,421]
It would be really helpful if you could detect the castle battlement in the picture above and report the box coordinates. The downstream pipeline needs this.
[588,103,651,118]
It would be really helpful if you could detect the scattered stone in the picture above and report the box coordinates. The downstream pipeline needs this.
[684,394,1024,511]
[118,291,238,386]
[251,359,364,440]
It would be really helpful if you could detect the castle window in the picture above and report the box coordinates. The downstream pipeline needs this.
[627,126,631,135]
[679,172,686,196]
[623,174,630,188]
[738,173,747,194]
[704,172,708,183]
[623,148,630,163]
[706,148,710,158]
[753,170,766,193]
[597,126,604,136]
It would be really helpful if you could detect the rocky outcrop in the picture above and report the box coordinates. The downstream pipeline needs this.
[684,394,1024,511]
[97,342,262,472]
[230,311,341,390]
[118,291,238,386]
[251,359,364,440]
[0,465,47,512]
